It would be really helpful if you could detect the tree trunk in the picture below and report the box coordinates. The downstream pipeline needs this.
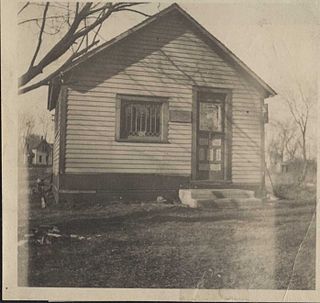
[298,132,308,185]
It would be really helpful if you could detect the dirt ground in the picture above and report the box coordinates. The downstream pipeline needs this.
[18,197,316,289]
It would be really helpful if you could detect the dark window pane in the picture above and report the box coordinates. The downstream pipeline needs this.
[120,100,162,140]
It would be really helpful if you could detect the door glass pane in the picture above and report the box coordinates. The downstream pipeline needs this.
[211,138,221,147]
[199,102,222,131]
[215,148,221,161]
[208,148,214,161]
[210,163,221,171]
[199,148,205,161]
[199,138,208,146]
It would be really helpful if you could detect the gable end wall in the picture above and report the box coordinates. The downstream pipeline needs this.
[63,11,263,184]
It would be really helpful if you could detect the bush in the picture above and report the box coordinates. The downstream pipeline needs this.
[273,184,294,200]
[273,183,316,202]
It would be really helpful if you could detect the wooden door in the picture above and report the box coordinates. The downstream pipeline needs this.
[196,92,226,181]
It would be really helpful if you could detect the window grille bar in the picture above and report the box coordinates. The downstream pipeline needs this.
[130,104,133,134]
[140,107,143,132]
[134,106,138,135]
[154,106,157,135]
[122,101,162,138]
[149,106,152,135]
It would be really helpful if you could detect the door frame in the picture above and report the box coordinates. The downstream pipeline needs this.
[191,86,233,181]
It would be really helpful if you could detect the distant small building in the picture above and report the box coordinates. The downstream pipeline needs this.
[27,137,53,166]
[282,159,316,176]
[273,159,317,184]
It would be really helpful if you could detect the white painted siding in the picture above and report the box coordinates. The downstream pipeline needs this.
[53,92,62,175]
[64,11,262,183]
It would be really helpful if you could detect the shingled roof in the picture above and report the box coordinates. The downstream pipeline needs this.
[48,3,276,110]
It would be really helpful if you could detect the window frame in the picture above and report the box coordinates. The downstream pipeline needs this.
[115,94,169,143]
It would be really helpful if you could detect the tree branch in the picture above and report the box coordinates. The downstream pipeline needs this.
[18,2,147,91]
[115,8,151,17]
[73,5,115,39]
[85,3,113,16]
[75,2,79,17]
[91,8,107,43]
[19,2,93,87]
[18,2,30,15]
[19,39,100,95]
[18,15,67,25]
[29,2,49,69]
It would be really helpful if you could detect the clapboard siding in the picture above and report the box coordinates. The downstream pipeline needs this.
[64,168,190,174]
[64,10,262,182]
[53,130,60,175]
[52,90,63,175]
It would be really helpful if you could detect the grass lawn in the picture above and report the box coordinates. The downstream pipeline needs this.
[18,197,316,289]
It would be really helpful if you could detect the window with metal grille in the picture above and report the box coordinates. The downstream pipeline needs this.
[117,95,168,143]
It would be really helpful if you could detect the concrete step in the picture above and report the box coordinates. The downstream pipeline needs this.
[190,188,255,199]
[179,189,261,209]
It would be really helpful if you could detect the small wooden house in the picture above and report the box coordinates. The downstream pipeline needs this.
[48,4,276,202]
[24,137,53,166]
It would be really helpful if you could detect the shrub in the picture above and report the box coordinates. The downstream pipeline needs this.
[273,184,294,200]
[273,183,316,202]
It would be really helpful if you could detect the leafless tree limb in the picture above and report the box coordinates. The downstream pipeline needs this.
[115,8,151,17]
[29,2,49,69]
[19,2,147,93]
[18,2,30,15]
[19,39,100,95]
[18,15,66,25]
[85,3,113,16]
[92,9,106,43]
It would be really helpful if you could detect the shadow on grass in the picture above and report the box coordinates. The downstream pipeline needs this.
[27,200,316,236]
[20,199,316,289]
[31,206,196,234]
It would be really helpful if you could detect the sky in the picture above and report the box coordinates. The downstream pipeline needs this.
[17,1,318,157]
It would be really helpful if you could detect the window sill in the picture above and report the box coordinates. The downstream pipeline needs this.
[116,138,170,144]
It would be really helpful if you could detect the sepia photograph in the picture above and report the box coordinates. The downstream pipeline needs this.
[2,0,319,301]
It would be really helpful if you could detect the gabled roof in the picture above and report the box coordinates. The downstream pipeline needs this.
[48,3,276,110]
[32,138,52,151]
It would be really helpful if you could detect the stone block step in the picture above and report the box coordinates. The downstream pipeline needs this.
[190,189,255,199]
[179,189,261,209]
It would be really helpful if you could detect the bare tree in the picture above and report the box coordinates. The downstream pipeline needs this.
[18,2,150,94]
[265,35,317,183]
[283,93,313,160]
[267,119,299,167]
[281,84,316,182]
[37,113,51,140]
[19,112,36,152]
[18,112,37,165]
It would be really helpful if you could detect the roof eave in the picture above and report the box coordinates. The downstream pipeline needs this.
[47,78,61,111]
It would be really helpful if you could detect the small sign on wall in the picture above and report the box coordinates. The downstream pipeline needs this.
[169,110,192,123]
